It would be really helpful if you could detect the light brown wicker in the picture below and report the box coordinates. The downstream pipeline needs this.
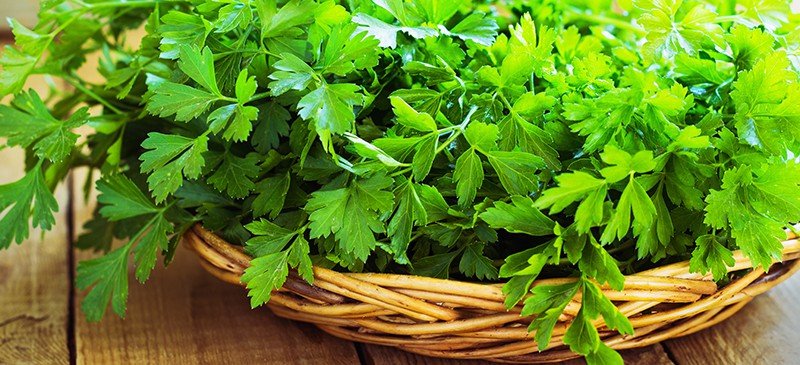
[184,224,800,363]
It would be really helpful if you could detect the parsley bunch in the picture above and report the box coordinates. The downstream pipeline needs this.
[2,0,799,363]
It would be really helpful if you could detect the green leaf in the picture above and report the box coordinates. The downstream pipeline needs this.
[448,12,498,46]
[599,146,655,183]
[601,176,657,244]
[269,53,317,96]
[259,0,316,36]
[158,11,212,59]
[298,83,361,135]
[574,184,608,234]
[319,25,380,75]
[0,165,58,249]
[704,165,795,270]
[735,0,789,31]
[76,243,131,322]
[253,102,291,152]
[485,150,544,195]
[459,244,498,280]
[148,46,241,125]
[412,251,459,279]
[140,133,208,203]
[563,308,600,355]
[146,82,219,121]
[731,52,800,155]
[306,174,394,261]
[0,20,52,96]
[581,279,633,335]
[480,196,554,236]
[0,90,87,162]
[216,1,253,33]
[345,133,404,167]
[535,172,606,214]
[352,13,437,49]
[132,214,173,283]
[502,274,536,308]
[413,0,460,23]
[209,69,260,142]
[690,234,735,281]
[0,46,36,96]
[96,175,158,221]
[178,45,220,94]
[245,219,297,257]
[521,281,581,350]
[241,251,289,308]
[412,133,437,181]
[635,0,723,59]
[388,179,427,263]
[287,235,314,283]
[464,122,499,151]
[391,96,437,132]
[500,246,546,277]
[501,14,556,84]
[417,184,450,223]
[585,342,624,365]
[498,114,560,169]
[726,25,774,70]
[579,238,625,290]
[253,173,291,219]
[208,153,260,199]
[453,148,484,206]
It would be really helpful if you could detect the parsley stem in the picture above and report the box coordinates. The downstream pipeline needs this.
[566,12,645,36]
[497,92,514,112]
[248,91,271,103]
[65,76,125,115]
[388,128,464,178]
[715,15,738,23]
[74,0,186,10]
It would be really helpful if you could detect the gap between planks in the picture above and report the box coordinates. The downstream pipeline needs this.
[66,174,78,365]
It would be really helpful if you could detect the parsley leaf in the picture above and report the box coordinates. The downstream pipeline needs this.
[0,164,58,249]
[298,83,362,135]
[140,133,208,203]
[480,196,554,236]
[306,174,394,261]
[0,90,87,162]
[76,243,132,322]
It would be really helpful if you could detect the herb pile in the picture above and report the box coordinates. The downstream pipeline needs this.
[2,0,799,362]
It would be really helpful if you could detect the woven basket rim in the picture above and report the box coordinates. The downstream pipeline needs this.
[184,224,800,363]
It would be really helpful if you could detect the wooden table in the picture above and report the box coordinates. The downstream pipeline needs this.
[2,61,800,365]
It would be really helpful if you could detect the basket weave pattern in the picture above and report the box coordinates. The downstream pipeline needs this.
[184,225,800,363]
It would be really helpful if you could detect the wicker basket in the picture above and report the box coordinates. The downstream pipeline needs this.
[183,224,800,363]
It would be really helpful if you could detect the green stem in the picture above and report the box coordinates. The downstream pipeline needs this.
[65,76,125,114]
[566,12,645,36]
[715,15,739,23]
[248,91,271,103]
[73,0,186,10]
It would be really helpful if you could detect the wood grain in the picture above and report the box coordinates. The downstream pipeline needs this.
[361,344,494,365]
[359,343,675,365]
[0,147,71,364]
[664,272,800,365]
[71,170,362,365]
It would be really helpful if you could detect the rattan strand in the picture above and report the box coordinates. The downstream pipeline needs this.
[184,224,800,363]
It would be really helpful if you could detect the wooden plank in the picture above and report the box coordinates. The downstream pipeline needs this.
[361,344,492,365]
[664,272,800,364]
[71,170,362,365]
[360,343,675,364]
[0,60,71,364]
[0,148,71,364]
[0,0,38,31]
